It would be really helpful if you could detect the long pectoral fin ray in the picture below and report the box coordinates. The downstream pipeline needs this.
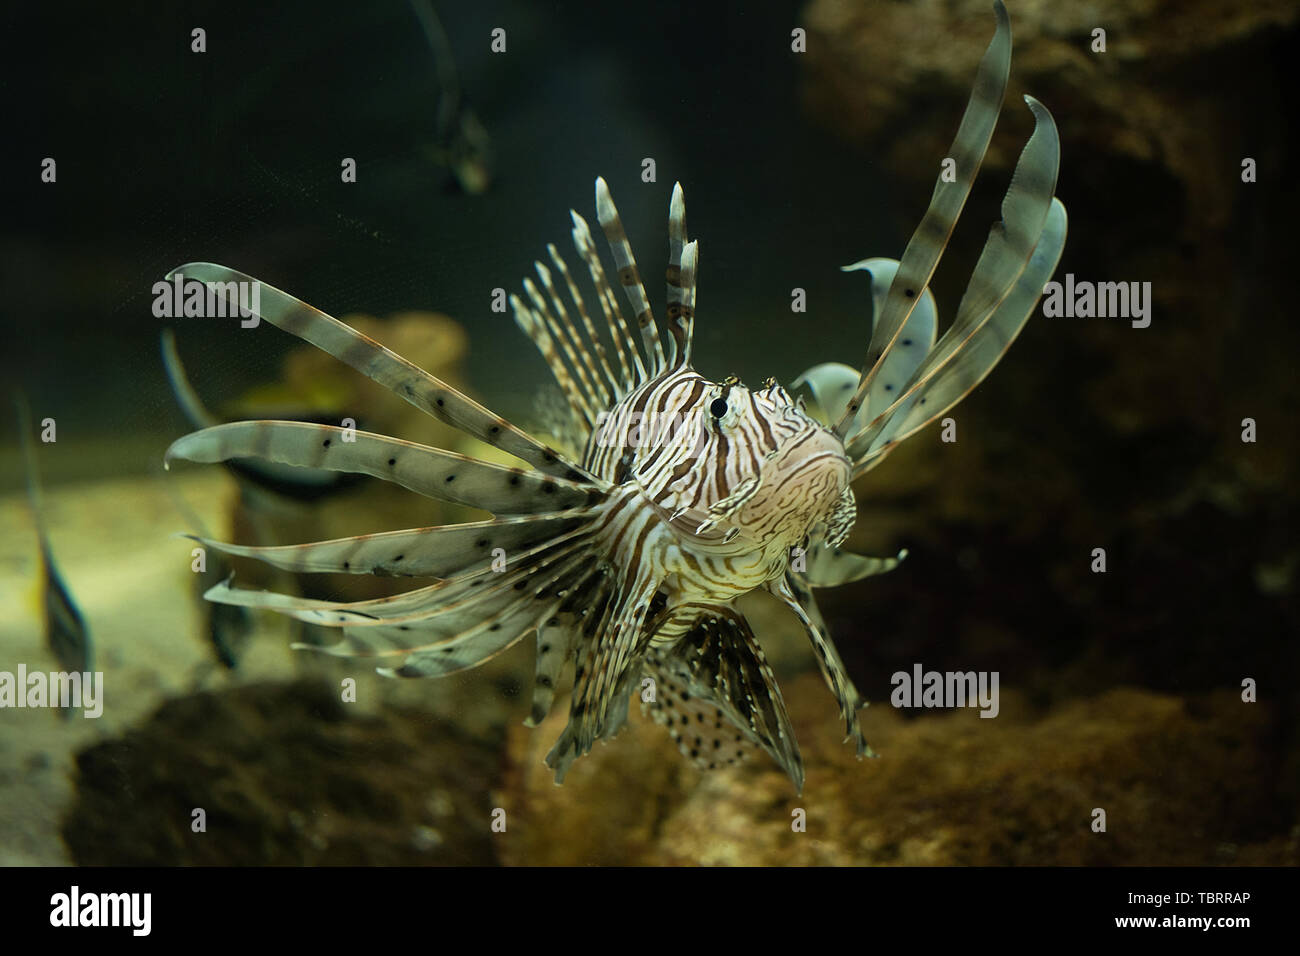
[166,262,594,483]
[166,419,598,515]
[852,196,1067,467]
[188,511,590,578]
[771,573,874,758]
[834,0,1011,437]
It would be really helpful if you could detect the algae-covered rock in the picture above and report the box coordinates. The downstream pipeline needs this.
[802,0,1298,233]
[62,680,501,865]
[499,675,1295,865]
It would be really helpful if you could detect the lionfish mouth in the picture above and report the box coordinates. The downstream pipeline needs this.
[163,0,1065,793]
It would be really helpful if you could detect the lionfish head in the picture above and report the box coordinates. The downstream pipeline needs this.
[515,175,858,561]
[683,374,854,556]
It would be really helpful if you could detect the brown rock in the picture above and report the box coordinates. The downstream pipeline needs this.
[499,674,1294,865]
[62,680,502,865]
[802,0,1297,234]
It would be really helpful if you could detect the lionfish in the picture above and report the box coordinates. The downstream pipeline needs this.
[164,0,1065,790]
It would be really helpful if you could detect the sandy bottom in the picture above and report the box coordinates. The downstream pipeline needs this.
[0,467,534,865]
[0,470,267,863]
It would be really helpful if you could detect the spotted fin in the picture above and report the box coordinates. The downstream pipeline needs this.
[161,460,254,669]
[185,510,591,578]
[642,667,764,774]
[369,547,595,677]
[269,544,597,679]
[162,331,364,502]
[794,259,937,430]
[206,528,597,682]
[524,622,577,728]
[846,257,940,427]
[792,361,860,425]
[199,523,583,623]
[865,95,1061,447]
[165,419,599,516]
[524,564,615,728]
[643,607,805,791]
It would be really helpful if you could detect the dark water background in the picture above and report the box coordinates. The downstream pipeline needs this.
[3,0,887,485]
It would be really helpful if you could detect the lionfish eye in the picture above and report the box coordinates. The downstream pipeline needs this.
[709,397,729,418]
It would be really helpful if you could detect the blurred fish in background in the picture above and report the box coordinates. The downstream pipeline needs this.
[409,0,494,195]
[162,329,365,505]
[162,329,366,664]
[163,485,254,673]
[13,392,93,715]
[156,340,256,671]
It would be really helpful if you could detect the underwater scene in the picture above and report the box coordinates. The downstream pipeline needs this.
[2,0,1297,877]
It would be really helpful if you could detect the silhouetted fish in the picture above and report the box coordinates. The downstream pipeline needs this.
[161,330,367,504]
[14,393,92,715]
[158,444,254,671]
[409,0,493,195]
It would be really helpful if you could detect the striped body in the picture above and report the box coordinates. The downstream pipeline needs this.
[165,0,1066,791]
[581,368,852,643]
